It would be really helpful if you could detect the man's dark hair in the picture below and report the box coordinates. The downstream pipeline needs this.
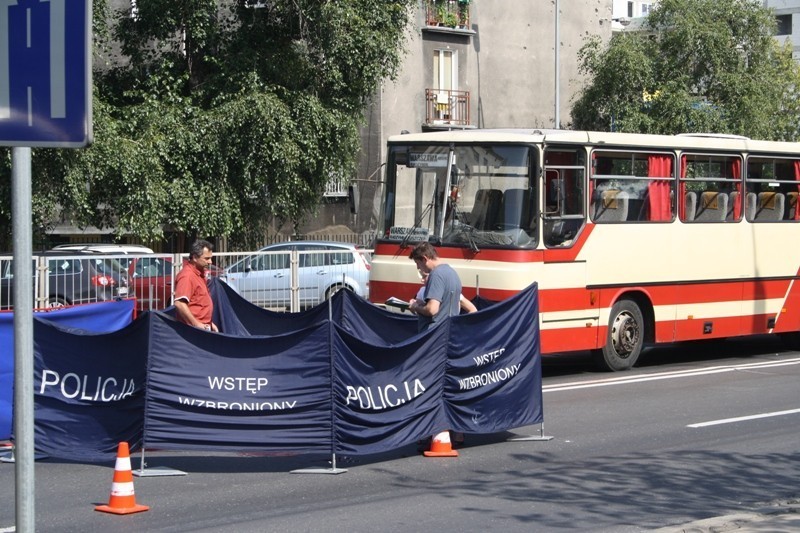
[409,242,438,261]
[189,239,214,259]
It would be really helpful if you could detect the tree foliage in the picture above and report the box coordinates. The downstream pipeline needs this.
[0,0,414,249]
[571,0,800,141]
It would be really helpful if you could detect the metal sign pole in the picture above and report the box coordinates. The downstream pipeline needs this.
[12,147,34,533]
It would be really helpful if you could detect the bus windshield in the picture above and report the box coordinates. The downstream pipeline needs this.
[381,144,536,249]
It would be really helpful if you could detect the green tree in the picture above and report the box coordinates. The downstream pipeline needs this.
[571,0,800,141]
[0,0,414,250]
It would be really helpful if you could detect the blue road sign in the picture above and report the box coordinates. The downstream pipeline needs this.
[0,0,92,148]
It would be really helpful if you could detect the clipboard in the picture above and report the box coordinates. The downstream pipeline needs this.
[384,296,410,311]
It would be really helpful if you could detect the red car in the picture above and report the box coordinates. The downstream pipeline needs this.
[128,256,225,311]
[128,256,173,311]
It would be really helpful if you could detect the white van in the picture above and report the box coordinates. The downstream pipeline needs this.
[51,243,155,255]
[50,244,155,271]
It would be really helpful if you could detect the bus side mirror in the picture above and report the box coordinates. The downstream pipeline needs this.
[348,184,359,214]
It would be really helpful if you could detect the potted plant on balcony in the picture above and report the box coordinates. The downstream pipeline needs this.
[437,2,458,28]
[457,0,470,28]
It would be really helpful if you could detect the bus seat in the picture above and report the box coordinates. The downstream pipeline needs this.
[785,191,798,220]
[754,192,784,221]
[727,191,739,221]
[695,191,727,222]
[499,188,532,230]
[745,192,757,220]
[684,191,697,221]
[593,190,629,222]
[470,189,503,230]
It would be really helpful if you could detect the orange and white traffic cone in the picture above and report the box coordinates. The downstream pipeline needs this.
[95,442,150,515]
[423,430,459,457]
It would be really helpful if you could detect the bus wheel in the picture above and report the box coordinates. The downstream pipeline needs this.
[780,332,800,350]
[594,299,644,371]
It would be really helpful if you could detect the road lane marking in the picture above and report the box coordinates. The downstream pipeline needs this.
[542,357,800,392]
[688,408,800,428]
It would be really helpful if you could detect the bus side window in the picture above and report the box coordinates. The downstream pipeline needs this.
[683,154,741,223]
[745,156,800,222]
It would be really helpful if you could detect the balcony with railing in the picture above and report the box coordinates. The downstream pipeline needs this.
[425,0,471,30]
[425,88,470,127]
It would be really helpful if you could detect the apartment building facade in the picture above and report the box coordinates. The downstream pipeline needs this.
[611,0,656,31]
[767,0,800,59]
[344,0,613,236]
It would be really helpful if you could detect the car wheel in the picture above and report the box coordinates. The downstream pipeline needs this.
[46,296,68,309]
[326,284,346,300]
[593,299,644,371]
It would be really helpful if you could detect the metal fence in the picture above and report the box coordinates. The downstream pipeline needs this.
[189,248,372,312]
[0,247,373,314]
[0,253,137,311]
[266,232,377,248]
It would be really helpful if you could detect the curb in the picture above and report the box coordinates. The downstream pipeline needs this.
[651,498,800,532]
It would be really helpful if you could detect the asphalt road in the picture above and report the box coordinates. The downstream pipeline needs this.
[1,336,799,532]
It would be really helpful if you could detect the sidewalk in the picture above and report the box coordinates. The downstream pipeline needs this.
[652,498,800,532]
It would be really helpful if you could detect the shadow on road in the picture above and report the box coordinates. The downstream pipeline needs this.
[430,447,800,529]
[542,334,791,378]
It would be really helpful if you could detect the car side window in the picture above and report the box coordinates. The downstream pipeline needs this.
[328,246,354,265]
[298,245,327,268]
[48,259,79,274]
[251,246,290,271]
[248,255,264,271]
[268,247,291,270]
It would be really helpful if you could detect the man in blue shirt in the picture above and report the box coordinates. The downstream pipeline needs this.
[408,242,462,332]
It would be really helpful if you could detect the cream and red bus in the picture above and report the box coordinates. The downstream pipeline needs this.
[367,129,800,370]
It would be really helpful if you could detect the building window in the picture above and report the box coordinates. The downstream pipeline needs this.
[433,49,457,93]
[627,1,634,18]
[641,3,651,16]
[777,15,792,36]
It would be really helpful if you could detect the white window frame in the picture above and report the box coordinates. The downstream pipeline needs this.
[433,49,458,93]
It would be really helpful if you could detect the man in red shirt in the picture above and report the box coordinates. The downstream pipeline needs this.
[173,239,218,332]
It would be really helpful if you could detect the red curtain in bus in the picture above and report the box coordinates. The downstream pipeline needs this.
[647,155,672,221]
[794,160,800,220]
[731,158,742,220]
[679,155,687,219]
